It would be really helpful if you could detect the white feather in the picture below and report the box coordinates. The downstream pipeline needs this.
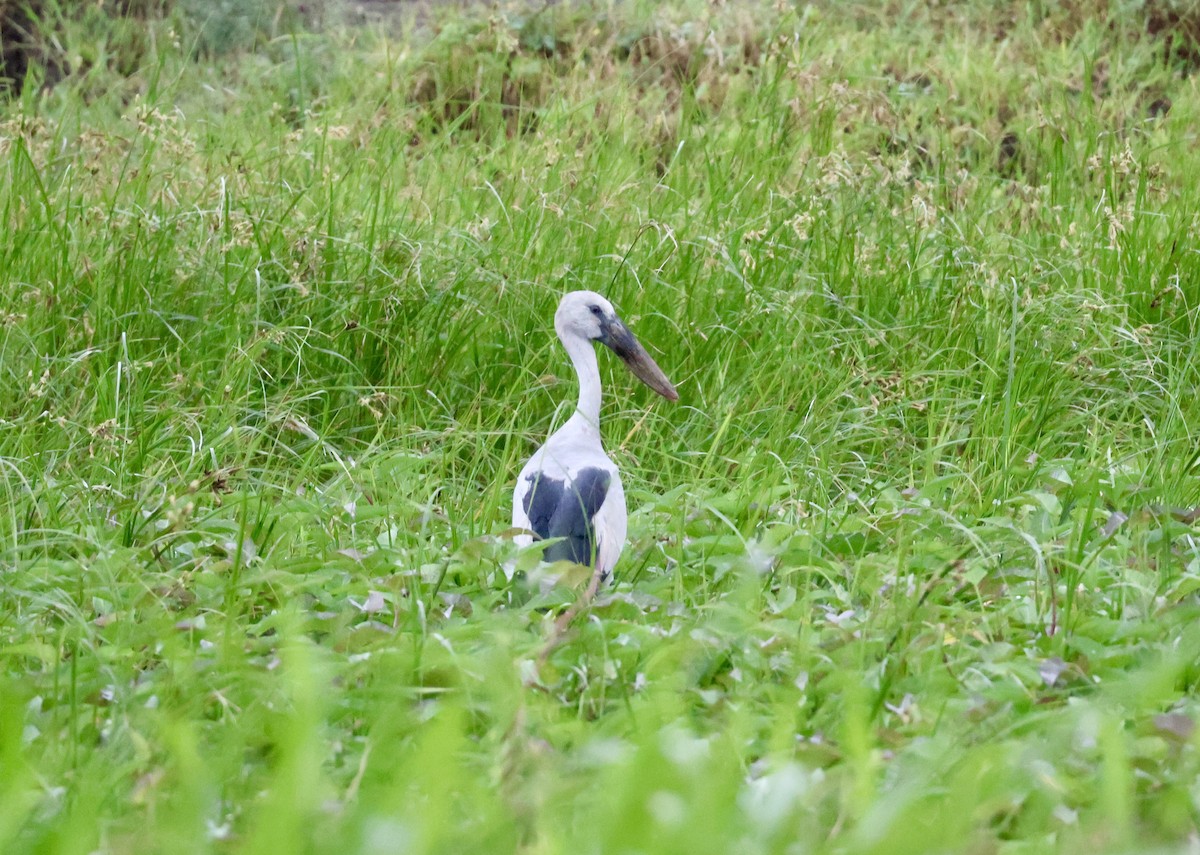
[512,415,626,577]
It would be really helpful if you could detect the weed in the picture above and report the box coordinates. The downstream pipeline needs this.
[2,1,1200,852]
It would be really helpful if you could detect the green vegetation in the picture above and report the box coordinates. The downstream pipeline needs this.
[2,0,1200,851]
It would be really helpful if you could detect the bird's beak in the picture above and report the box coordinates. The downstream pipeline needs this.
[600,318,679,401]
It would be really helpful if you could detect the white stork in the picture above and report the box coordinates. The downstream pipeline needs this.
[513,291,678,587]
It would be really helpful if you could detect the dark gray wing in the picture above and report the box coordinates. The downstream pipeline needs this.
[521,472,564,541]
[521,467,612,567]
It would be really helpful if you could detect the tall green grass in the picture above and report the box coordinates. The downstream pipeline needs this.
[2,1,1200,851]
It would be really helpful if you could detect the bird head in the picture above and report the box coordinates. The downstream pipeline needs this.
[555,290,679,401]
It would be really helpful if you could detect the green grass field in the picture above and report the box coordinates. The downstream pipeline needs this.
[3,0,1200,851]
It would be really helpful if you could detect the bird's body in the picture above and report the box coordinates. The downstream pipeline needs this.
[513,416,626,577]
[513,291,677,582]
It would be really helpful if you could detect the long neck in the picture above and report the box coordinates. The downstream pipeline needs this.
[561,330,602,428]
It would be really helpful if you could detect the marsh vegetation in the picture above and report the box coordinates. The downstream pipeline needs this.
[2,1,1200,851]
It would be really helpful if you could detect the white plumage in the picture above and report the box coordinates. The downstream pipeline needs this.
[513,291,677,582]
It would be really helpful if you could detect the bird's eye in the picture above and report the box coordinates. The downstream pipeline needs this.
[588,305,603,317]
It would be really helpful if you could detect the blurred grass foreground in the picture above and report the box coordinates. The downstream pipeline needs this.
[3,0,1200,852]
